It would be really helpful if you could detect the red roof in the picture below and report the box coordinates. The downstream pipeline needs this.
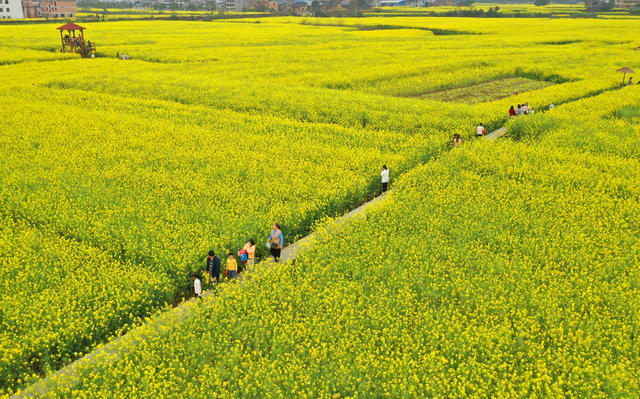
[57,22,86,31]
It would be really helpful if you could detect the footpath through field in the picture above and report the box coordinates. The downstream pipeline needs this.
[14,191,391,398]
[15,88,608,396]
[15,119,507,397]
[485,126,507,140]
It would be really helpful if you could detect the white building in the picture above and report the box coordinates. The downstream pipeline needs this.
[224,0,248,11]
[0,0,24,18]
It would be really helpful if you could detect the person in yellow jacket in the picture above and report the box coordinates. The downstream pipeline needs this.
[226,253,238,280]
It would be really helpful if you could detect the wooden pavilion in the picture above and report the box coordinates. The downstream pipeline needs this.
[57,23,96,58]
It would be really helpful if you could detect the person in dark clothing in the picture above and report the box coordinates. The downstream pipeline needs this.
[206,250,221,283]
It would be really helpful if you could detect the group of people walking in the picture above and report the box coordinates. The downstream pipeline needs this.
[191,166,394,299]
[458,101,558,146]
[454,122,489,145]
[509,102,534,117]
[192,223,284,298]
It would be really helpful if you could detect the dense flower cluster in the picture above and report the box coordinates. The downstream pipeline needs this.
[0,218,173,396]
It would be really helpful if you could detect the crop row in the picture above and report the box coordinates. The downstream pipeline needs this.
[0,217,172,396]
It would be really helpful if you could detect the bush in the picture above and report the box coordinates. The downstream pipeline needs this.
[507,113,560,140]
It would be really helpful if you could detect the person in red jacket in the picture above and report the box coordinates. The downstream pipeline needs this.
[509,105,516,118]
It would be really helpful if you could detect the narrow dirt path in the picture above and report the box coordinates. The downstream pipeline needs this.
[279,192,389,263]
[13,115,527,398]
[15,120,507,398]
[16,85,609,397]
[485,126,507,140]
[14,191,391,398]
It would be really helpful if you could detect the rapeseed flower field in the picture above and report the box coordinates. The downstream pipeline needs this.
[27,86,640,398]
[1,14,639,397]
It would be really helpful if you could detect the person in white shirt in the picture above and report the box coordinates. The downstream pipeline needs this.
[193,273,202,299]
[476,123,485,137]
[381,165,389,192]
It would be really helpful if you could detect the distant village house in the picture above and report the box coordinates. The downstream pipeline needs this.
[293,0,309,12]
[5,0,77,18]
[1,0,26,18]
